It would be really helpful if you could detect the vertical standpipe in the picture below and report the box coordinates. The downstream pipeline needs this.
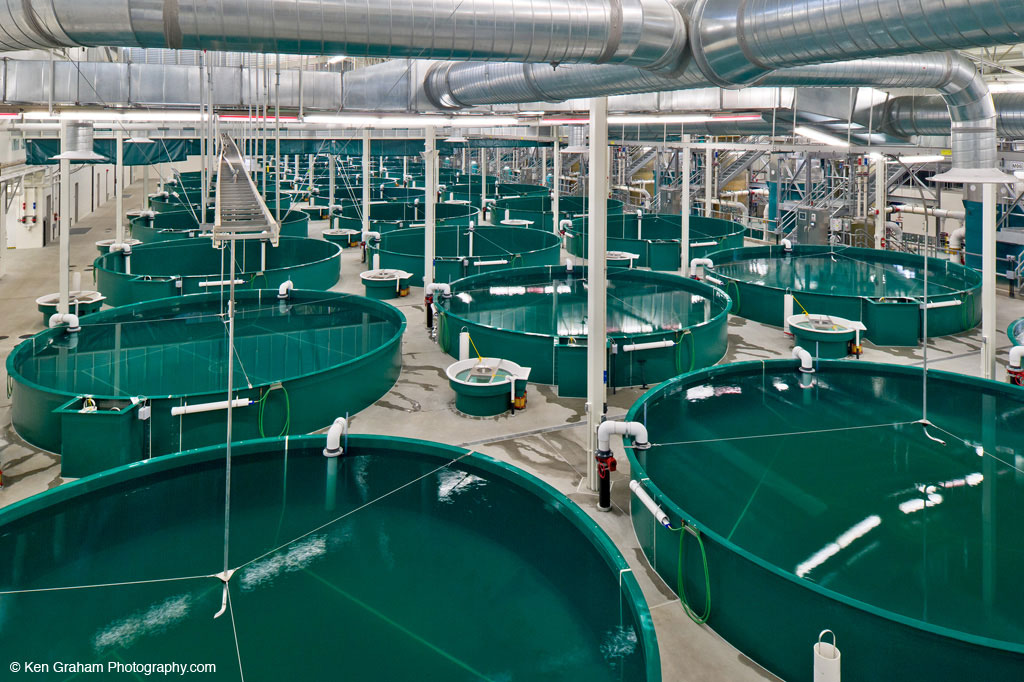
[587,97,609,493]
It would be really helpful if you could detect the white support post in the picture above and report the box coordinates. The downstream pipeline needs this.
[328,154,336,213]
[0,182,6,278]
[424,126,437,288]
[552,129,561,232]
[274,54,281,223]
[481,147,488,221]
[361,128,371,236]
[681,134,691,273]
[142,163,149,209]
[705,145,714,218]
[875,159,885,249]
[586,97,609,493]
[59,122,71,315]
[115,131,124,244]
[981,182,997,379]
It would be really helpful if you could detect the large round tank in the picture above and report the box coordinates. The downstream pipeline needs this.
[335,201,481,234]
[709,244,982,345]
[7,290,404,474]
[369,226,560,286]
[94,237,341,306]
[624,360,1023,681]
[130,209,310,243]
[436,265,730,394]
[0,434,660,682]
[493,195,625,231]
[565,213,745,271]
[444,180,550,208]
[1010,317,1024,345]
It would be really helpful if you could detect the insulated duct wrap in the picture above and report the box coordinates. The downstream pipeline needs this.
[0,0,688,69]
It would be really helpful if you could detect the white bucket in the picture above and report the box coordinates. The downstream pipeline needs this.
[813,629,841,682]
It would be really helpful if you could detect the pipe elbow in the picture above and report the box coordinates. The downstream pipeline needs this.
[689,258,713,278]
[277,280,294,299]
[597,420,651,455]
[781,238,793,252]
[362,230,381,243]
[425,282,451,298]
[49,313,81,333]
[1009,346,1024,370]
[323,417,349,458]
[792,346,814,373]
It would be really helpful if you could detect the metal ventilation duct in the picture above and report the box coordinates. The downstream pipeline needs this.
[0,0,688,71]
[885,93,1024,140]
[689,0,1024,87]
[52,122,106,161]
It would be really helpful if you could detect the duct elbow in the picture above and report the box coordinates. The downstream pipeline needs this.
[323,418,349,458]
[277,280,294,299]
[792,346,814,373]
[49,313,81,333]
[597,420,651,455]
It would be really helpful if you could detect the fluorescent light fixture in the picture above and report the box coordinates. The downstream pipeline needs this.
[608,113,763,125]
[897,155,947,164]
[443,135,469,143]
[988,82,1024,93]
[301,114,519,128]
[327,55,349,65]
[518,110,546,116]
[794,126,850,148]
[126,136,156,144]
[25,110,203,123]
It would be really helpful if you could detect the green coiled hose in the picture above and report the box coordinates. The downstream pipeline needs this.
[674,524,712,625]
[258,384,291,438]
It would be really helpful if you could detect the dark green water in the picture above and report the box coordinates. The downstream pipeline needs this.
[714,253,974,298]
[636,367,1023,646]
[0,445,648,680]
[446,272,724,337]
[15,297,400,396]
[1011,317,1024,345]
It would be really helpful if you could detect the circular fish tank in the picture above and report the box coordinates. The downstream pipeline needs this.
[493,195,625,231]
[360,269,413,300]
[446,357,531,416]
[624,360,1024,682]
[436,265,730,395]
[7,290,404,476]
[94,237,342,306]
[709,244,981,346]
[1009,317,1024,346]
[322,227,362,249]
[565,214,745,271]
[130,209,310,243]
[0,434,660,681]
[787,313,863,359]
[335,201,481,234]
[369,226,560,286]
[442,179,548,208]
[34,290,105,325]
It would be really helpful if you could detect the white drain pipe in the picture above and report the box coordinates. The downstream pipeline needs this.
[48,313,81,333]
[595,420,651,512]
[947,227,966,264]
[629,479,671,529]
[689,258,713,279]
[323,417,349,458]
[792,346,814,373]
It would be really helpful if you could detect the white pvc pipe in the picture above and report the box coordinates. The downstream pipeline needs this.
[558,219,573,233]
[629,479,671,529]
[323,417,348,457]
[198,279,246,288]
[459,331,471,361]
[792,346,814,373]
[277,279,294,299]
[425,282,451,297]
[1009,346,1024,370]
[171,398,252,416]
[597,420,650,454]
[948,227,966,264]
[566,258,574,271]
[784,294,794,333]
[782,238,793,252]
[689,257,714,278]
[891,204,966,221]
[690,240,718,248]
[474,259,508,267]
[621,340,675,352]
[48,313,80,332]
[924,299,961,309]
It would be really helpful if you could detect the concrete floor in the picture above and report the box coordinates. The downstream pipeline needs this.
[1,179,1022,681]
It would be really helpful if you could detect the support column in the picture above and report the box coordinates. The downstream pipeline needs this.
[59,123,71,315]
[681,135,691,273]
[328,154,336,215]
[0,182,6,278]
[704,145,714,217]
[142,164,150,209]
[586,97,609,494]
[875,158,885,249]
[115,131,124,244]
[981,182,997,379]
[361,128,371,237]
[552,129,561,233]
[481,148,488,223]
[424,126,437,288]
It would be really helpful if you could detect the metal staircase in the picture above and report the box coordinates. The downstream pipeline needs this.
[213,135,280,245]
